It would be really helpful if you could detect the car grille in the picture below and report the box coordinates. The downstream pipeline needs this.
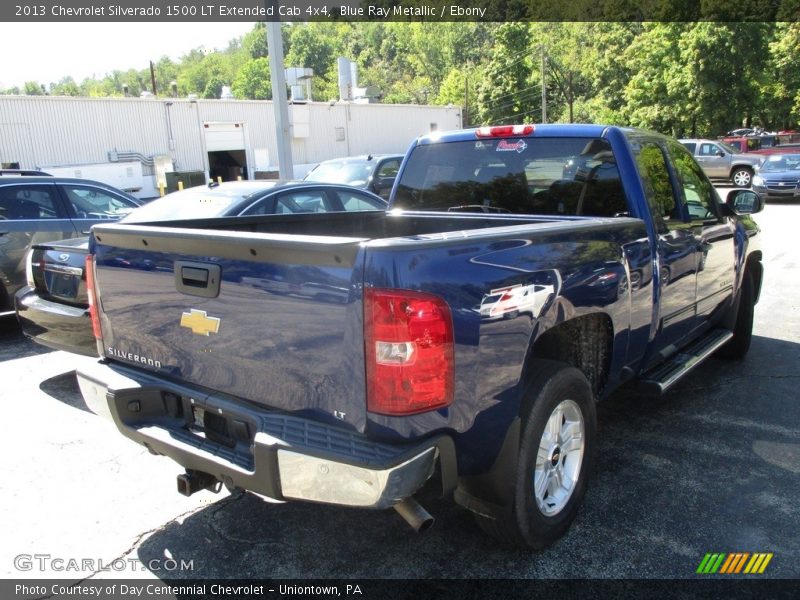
[765,179,799,191]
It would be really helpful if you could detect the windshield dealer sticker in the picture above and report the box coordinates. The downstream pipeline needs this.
[496,139,527,153]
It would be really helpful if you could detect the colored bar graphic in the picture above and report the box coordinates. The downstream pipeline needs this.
[701,552,774,574]
[720,553,736,574]
[697,553,713,574]
[711,553,726,573]
[733,553,750,573]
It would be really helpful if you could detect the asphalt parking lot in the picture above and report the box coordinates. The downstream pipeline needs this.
[0,197,798,584]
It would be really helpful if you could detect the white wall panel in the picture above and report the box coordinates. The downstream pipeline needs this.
[0,97,462,190]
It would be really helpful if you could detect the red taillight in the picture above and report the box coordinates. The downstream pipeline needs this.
[475,124,534,138]
[364,288,454,415]
[85,255,102,340]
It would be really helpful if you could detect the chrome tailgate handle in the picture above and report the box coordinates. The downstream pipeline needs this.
[174,261,221,298]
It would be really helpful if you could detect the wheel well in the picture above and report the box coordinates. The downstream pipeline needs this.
[527,313,613,398]
[730,165,753,175]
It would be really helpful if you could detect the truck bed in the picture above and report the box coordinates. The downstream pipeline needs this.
[90,210,642,440]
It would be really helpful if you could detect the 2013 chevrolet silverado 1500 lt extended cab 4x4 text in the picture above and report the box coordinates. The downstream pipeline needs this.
[76,125,763,549]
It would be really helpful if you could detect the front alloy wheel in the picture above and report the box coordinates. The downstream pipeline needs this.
[731,167,753,188]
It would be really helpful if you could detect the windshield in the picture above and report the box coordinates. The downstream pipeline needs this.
[122,183,275,223]
[392,137,628,217]
[304,160,375,187]
[718,141,738,154]
[760,154,800,172]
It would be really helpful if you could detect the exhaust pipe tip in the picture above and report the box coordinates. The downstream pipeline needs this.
[393,498,435,533]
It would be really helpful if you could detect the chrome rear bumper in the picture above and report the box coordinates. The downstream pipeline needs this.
[77,360,444,509]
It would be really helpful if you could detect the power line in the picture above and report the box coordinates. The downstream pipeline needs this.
[479,82,541,108]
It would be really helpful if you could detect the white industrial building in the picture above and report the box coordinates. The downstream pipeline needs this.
[0,96,462,199]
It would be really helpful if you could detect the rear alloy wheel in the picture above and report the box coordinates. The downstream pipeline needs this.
[476,361,596,549]
[731,167,753,188]
[534,399,585,516]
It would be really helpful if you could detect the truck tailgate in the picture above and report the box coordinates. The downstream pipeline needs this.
[91,224,370,431]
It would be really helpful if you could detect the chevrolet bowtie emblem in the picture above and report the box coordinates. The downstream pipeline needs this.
[180,309,221,336]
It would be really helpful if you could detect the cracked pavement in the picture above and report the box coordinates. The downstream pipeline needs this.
[0,195,798,581]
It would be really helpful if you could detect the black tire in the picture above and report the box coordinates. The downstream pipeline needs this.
[731,167,753,188]
[476,360,597,549]
[718,272,755,359]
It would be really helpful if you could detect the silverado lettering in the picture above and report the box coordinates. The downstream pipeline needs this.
[106,347,162,369]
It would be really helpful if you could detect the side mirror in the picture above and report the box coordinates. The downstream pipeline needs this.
[726,189,764,215]
[717,151,726,157]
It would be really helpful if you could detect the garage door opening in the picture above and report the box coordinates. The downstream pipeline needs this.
[208,149,248,182]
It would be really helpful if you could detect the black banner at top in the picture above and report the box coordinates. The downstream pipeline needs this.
[1,0,799,22]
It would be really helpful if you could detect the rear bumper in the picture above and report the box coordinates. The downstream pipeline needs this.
[14,287,97,357]
[76,360,450,509]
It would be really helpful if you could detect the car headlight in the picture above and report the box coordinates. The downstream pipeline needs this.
[751,175,764,187]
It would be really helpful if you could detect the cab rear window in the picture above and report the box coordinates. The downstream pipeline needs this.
[392,137,628,218]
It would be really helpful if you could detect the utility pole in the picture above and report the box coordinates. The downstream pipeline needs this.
[149,60,157,96]
[541,46,547,124]
[266,21,294,179]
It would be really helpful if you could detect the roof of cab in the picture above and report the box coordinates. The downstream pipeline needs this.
[417,124,617,145]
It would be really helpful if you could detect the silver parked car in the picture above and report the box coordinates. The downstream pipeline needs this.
[679,139,762,187]
[0,175,140,316]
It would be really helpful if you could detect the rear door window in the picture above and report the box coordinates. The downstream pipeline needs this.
[61,184,138,219]
[336,190,386,211]
[274,190,331,214]
[0,184,62,220]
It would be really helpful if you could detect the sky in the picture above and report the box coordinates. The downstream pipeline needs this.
[0,22,255,89]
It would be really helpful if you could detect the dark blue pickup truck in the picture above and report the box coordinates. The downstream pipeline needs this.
[76,125,763,549]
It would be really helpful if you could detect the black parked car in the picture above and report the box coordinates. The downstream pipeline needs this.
[0,176,140,317]
[15,180,387,355]
[303,154,403,199]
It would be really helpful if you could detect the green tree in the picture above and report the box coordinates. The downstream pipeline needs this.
[285,22,343,101]
[677,22,770,136]
[179,51,236,97]
[203,76,226,99]
[562,22,641,125]
[49,76,80,96]
[242,23,268,59]
[475,22,536,125]
[23,81,44,95]
[766,23,800,128]
[231,58,271,100]
[622,23,686,134]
